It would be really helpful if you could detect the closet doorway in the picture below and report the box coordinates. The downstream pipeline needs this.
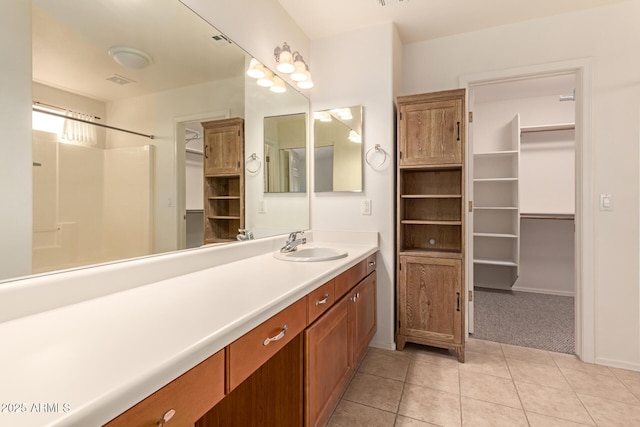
[466,72,579,354]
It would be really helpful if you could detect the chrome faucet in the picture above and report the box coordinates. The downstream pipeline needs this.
[237,229,254,241]
[280,231,307,253]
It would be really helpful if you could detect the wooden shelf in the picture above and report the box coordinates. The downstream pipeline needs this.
[399,249,463,259]
[208,195,241,200]
[401,194,462,199]
[208,215,241,220]
[401,219,462,226]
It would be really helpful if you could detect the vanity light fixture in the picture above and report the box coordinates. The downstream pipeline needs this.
[349,130,362,143]
[108,46,153,70]
[274,42,314,89]
[274,42,295,73]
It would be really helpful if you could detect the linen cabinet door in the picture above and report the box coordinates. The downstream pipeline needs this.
[398,97,463,166]
[304,297,352,427]
[398,256,462,347]
[202,118,243,175]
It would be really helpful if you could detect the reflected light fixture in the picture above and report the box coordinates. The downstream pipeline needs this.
[349,130,362,143]
[257,68,275,87]
[270,76,287,93]
[290,53,307,82]
[246,58,266,79]
[108,46,153,69]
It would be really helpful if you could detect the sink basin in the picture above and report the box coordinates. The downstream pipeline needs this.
[274,247,348,262]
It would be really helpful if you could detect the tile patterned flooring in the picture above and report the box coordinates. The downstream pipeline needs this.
[326,339,640,427]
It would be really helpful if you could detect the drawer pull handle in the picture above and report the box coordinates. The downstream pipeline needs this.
[350,292,360,302]
[315,294,330,306]
[368,261,375,267]
[157,409,176,426]
[263,324,288,346]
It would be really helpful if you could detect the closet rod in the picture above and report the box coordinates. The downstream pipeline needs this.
[33,107,154,140]
[520,213,574,220]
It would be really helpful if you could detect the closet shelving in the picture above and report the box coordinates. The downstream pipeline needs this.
[472,115,521,289]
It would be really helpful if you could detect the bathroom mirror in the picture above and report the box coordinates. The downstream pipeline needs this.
[1,0,310,282]
[314,106,363,192]
[264,113,307,193]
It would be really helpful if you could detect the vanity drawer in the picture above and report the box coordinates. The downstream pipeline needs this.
[334,258,368,299]
[307,279,336,324]
[366,253,377,276]
[104,350,224,427]
[227,297,307,391]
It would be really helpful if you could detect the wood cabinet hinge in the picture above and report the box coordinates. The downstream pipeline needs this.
[238,130,241,136]
[399,151,403,159]
[399,112,403,120]
[469,111,473,123]
[469,290,473,302]
[468,201,473,212]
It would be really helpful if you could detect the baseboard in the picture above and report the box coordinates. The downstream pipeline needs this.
[595,356,640,372]
[510,285,575,297]
[369,339,396,351]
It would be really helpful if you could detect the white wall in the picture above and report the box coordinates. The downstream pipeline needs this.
[0,2,32,280]
[310,22,399,350]
[404,1,640,368]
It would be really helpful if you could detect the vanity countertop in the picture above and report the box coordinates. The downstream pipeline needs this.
[0,231,377,426]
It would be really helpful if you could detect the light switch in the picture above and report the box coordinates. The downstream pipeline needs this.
[600,194,613,211]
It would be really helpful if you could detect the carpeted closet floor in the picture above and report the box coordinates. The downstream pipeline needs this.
[471,288,575,354]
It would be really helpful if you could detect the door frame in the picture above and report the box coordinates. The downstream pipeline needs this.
[460,58,594,362]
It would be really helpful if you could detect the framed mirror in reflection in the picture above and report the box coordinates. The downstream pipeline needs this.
[264,114,307,193]
[5,0,310,282]
[314,106,363,192]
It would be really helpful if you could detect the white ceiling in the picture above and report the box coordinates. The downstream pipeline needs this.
[277,0,626,43]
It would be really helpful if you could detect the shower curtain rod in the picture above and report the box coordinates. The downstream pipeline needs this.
[32,106,155,140]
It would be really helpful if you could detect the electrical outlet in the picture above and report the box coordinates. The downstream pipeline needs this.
[258,199,266,214]
[361,199,372,215]
[600,194,613,211]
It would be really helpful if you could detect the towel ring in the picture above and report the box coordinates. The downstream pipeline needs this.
[365,144,388,169]
[246,153,261,173]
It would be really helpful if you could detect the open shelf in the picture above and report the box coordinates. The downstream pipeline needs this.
[474,258,518,267]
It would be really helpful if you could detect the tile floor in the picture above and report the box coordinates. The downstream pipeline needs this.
[326,339,640,427]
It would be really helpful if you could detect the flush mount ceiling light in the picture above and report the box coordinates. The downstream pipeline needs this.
[377,0,409,5]
[108,46,153,70]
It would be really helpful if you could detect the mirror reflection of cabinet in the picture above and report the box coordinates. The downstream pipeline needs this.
[203,118,244,243]
[314,106,363,192]
[263,114,307,193]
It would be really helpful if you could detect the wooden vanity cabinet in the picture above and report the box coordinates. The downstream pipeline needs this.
[104,350,225,427]
[396,89,466,362]
[305,258,377,427]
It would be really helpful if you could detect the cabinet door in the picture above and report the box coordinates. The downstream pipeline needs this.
[399,98,463,166]
[203,121,243,175]
[350,272,377,367]
[304,296,352,427]
[398,256,462,344]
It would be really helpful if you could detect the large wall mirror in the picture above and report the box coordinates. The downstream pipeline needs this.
[314,106,363,192]
[264,114,307,193]
[6,0,310,282]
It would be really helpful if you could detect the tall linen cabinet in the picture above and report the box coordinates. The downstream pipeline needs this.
[395,89,466,362]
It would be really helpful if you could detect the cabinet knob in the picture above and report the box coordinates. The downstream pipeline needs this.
[263,324,288,346]
[157,409,176,426]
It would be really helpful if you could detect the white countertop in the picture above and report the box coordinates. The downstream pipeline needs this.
[0,232,377,426]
